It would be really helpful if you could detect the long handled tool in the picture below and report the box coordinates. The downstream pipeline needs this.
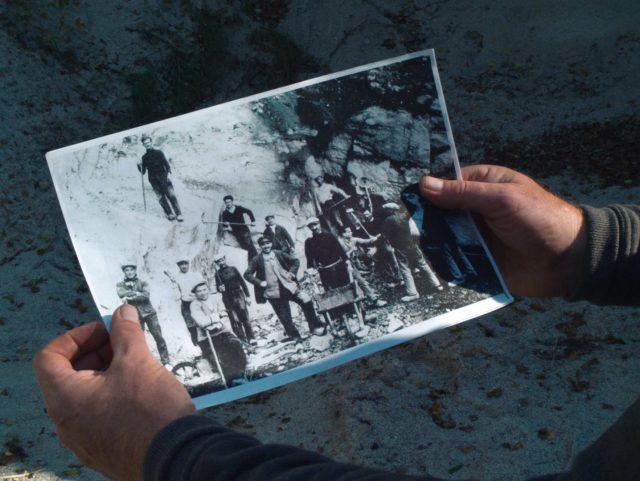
[205,330,228,389]
[200,212,253,226]
[141,171,147,211]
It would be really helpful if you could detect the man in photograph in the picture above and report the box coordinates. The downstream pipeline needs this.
[304,217,350,291]
[380,203,443,302]
[311,174,349,232]
[262,215,295,254]
[138,135,183,222]
[244,237,325,340]
[164,260,205,346]
[189,282,247,387]
[402,186,478,286]
[213,255,255,344]
[338,226,387,308]
[116,263,171,366]
[221,195,258,259]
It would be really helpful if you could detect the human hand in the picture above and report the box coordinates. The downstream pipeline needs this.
[420,165,586,297]
[260,281,268,288]
[33,304,195,481]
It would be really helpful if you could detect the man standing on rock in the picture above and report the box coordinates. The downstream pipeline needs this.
[244,237,324,340]
[138,135,183,222]
[116,263,171,367]
[221,195,258,259]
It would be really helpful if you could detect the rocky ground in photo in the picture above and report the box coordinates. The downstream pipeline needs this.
[1,1,639,480]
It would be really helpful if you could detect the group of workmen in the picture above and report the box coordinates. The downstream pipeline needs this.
[128,135,478,387]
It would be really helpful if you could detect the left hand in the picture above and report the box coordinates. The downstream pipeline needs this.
[33,305,195,481]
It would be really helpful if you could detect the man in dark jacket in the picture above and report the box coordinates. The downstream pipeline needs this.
[115,263,170,366]
[304,216,350,290]
[262,215,295,254]
[221,195,258,259]
[35,164,640,481]
[138,135,183,222]
[244,237,323,340]
[213,255,254,344]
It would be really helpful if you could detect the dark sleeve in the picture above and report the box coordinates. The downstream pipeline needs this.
[115,282,130,300]
[304,239,314,267]
[144,416,446,481]
[234,267,250,297]
[282,251,300,273]
[569,204,640,306]
[243,258,260,285]
[281,226,295,249]
[241,206,256,223]
[160,150,171,173]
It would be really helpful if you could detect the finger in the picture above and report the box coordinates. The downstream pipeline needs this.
[108,304,152,359]
[420,175,515,216]
[73,342,114,371]
[460,164,535,186]
[33,322,109,381]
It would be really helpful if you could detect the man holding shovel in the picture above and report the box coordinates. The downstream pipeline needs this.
[189,282,247,387]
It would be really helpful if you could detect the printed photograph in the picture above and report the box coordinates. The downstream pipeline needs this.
[47,51,511,408]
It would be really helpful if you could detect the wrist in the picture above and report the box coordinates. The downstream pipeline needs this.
[555,204,588,298]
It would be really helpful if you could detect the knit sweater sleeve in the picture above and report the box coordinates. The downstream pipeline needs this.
[569,204,640,306]
[144,416,451,481]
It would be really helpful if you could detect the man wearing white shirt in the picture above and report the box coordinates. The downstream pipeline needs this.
[165,260,206,346]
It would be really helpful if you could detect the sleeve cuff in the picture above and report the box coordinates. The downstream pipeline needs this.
[569,204,640,305]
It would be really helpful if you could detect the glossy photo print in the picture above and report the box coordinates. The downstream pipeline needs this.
[47,50,512,408]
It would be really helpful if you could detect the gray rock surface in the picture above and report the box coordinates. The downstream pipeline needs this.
[1,1,639,480]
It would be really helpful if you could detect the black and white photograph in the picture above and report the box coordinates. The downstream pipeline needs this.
[47,51,512,408]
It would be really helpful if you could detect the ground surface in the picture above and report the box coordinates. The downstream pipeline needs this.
[0,1,639,480]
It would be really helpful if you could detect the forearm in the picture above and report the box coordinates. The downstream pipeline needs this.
[144,416,445,481]
[569,204,640,306]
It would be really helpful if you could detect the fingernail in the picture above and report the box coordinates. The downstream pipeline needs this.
[422,176,444,192]
[116,304,139,322]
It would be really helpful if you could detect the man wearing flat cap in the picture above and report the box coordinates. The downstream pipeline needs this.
[164,259,205,346]
[244,237,324,340]
[262,215,295,254]
[304,217,350,291]
[116,263,170,366]
[189,282,247,386]
[214,255,254,344]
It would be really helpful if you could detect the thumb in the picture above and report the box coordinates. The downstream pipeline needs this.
[109,304,152,359]
[419,175,513,217]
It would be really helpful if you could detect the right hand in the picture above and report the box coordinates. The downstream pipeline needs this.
[420,165,587,298]
[259,281,268,288]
